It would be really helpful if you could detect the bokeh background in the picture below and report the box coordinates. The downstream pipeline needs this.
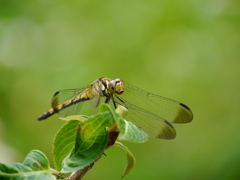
[0,0,240,179]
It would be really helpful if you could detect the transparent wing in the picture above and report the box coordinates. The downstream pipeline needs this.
[51,87,87,107]
[121,83,193,124]
[89,82,101,108]
[51,85,92,117]
[125,104,176,139]
[51,82,105,117]
[112,83,193,139]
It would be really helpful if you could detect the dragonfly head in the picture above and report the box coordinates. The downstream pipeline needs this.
[109,79,124,95]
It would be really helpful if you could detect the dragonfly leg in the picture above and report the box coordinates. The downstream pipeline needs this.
[105,97,110,104]
[105,96,118,109]
[105,95,126,109]
[112,97,117,109]
[114,95,127,108]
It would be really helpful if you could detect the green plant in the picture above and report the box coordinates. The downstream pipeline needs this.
[0,104,148,180]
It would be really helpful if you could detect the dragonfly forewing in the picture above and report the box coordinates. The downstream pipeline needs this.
[121,83,193,124]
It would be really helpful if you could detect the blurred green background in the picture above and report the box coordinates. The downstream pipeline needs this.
[0,0,240,179]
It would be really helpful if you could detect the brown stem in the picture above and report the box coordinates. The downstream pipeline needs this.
[66,163,94,180]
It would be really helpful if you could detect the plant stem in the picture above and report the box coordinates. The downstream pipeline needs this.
[66,163,94,180]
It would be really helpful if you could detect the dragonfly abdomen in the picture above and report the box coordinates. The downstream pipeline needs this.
[37,91,92,120]
[37,108,55,120]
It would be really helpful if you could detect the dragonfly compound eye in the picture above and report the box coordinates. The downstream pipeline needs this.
[115,79,124,95]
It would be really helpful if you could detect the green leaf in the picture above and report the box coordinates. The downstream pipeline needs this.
[59,115,87,122]
[101,104,148,143]
[53,120,81,171]
[98,104,116,128]
[0,150,57,180]
[61,112,113,173]
[117,119,148,142]
[110,141,136,178]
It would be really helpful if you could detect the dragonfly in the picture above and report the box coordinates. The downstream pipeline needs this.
[37,77,193,139]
